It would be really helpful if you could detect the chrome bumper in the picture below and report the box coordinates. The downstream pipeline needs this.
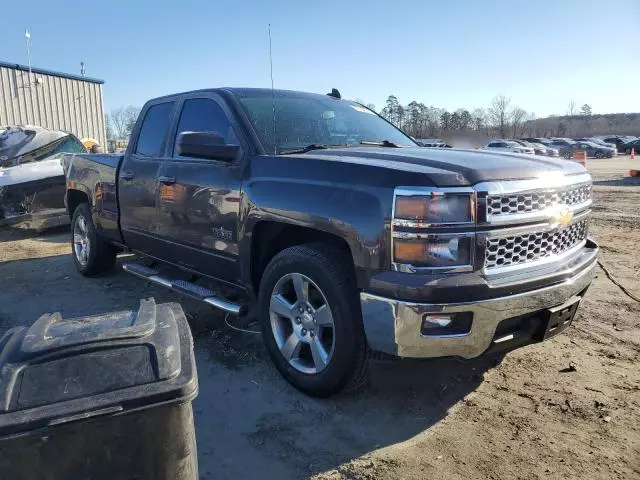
[360,250,597,359]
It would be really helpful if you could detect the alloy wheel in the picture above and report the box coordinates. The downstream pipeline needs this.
[269,273,335,374]
[73,215,91,266]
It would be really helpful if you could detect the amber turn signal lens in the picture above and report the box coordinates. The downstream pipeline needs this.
[394,194,473,223]
[395,197,429,219]
[394,241,425,263]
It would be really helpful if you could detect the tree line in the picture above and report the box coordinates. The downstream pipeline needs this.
[103,95,638,149]
[369,95,606,140]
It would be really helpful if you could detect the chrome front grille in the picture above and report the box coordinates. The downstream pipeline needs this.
[485,219,588,269]
[487,183,592,217]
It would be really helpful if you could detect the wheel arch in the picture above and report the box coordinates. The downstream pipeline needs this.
[249,221,358,294]
[66,189,90,219]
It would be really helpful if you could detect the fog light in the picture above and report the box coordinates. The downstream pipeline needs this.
[421,312,473,336]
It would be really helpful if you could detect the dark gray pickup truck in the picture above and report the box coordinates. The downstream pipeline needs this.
[64,88,598,396]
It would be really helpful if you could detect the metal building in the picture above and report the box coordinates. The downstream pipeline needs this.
[0,61,106,148]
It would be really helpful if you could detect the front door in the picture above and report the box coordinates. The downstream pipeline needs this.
[118,100,176,258]
[156,95,244,282]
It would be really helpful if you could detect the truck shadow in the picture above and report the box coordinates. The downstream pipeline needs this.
[0,252,504,480]
[191,307,504,479]
[593,176,640,187]
[0,225,69,244]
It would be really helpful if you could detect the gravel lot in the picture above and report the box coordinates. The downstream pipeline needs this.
[0,156,638,480]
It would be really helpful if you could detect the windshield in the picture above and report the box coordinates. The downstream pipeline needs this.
[505,141,522,147]
[235,90,415,154]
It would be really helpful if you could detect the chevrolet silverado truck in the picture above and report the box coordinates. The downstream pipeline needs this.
[63,88,598,397]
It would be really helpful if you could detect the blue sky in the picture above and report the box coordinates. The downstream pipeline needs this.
[2,0,638,117]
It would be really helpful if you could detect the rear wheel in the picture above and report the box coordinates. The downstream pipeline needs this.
[258,244,370,397]
[71,203,117,276]
[595,151,604,159]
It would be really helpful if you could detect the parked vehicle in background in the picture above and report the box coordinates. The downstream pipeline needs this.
[512,139,554,156]
[623,138,640,154]
[0,125,86,230]
[549,138,577,159]
[603,136,631,153]
[521,137,552,145]
[64,87,597,397]
[417,139,452,148]
[575,138,618,155]
[483,140,534,154]
[531,142,559,157]
[573,141,615,158]
[520,138,560,156]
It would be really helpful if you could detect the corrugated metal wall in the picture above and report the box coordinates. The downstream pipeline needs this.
[0,65,106,148]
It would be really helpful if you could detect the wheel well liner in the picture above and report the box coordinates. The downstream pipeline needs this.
[250,222,354,292]
[66,189,90,218]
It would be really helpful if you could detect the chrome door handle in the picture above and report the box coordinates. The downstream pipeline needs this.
[158,176,176,185]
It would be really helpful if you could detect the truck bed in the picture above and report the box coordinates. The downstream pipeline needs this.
[63,152,123,243]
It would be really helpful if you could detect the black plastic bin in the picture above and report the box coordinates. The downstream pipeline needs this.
[0,298,198,480]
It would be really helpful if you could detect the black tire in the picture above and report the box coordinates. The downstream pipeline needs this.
[595,151,603,159]
[563,151,572,159]
[71,203,117,276]
[258,244,370,397]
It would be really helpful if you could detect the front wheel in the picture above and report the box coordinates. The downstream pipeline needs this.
[258,244,370,397]
[71,203,117,276]
[563,151,572,159]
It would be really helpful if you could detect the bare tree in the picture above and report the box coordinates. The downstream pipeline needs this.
[471,108,486,132]
[488,95,511,138]
[105,113,115,142]
[567,100,578,116]
[511,107,527,138]
[123,106,140,136]
[110,107,128,140]
[110,106,141,140]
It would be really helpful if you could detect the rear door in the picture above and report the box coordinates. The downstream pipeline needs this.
[118,100,176,258]
[156,94,244,281]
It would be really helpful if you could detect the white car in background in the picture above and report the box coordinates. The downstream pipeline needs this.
[483,140,535,154]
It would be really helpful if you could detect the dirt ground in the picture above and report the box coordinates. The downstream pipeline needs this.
[0,156,638,480]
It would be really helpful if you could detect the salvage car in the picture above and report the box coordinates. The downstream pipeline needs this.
[64,88,598,397]
[0,126,86,230]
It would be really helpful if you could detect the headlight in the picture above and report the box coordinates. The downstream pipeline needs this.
[394,235,473,268]
[394,193,473,224]
[393,190,476,271]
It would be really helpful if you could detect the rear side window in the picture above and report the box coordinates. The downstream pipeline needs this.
[51,136,86,155]
[488,142,499,147]
[173,98,238,157]
[136,102,174,156]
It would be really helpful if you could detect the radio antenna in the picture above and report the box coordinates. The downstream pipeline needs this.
[269,24,277,154]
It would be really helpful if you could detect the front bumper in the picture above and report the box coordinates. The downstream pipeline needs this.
[360,243,597,359]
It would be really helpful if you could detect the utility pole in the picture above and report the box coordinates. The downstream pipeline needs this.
[25,29,32,87]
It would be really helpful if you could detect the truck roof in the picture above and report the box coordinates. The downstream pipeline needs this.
[146,88,342,103]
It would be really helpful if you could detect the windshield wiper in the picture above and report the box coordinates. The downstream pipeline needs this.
[360,140,400,148]
[280,144,352,155]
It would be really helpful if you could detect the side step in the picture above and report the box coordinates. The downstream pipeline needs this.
[122,263,246,316]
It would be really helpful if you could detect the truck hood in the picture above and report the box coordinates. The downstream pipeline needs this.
[301,147,587,186]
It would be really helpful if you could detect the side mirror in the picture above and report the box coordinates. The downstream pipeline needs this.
[176,131,239,161]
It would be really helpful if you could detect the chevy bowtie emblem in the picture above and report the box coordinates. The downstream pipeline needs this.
[552,208,573,227]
